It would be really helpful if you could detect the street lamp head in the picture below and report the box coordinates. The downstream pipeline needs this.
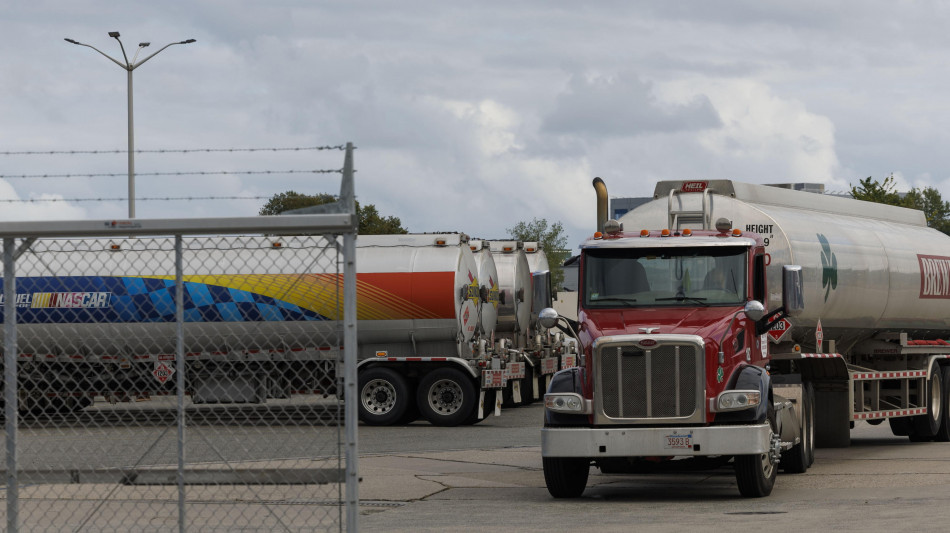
[64,38,79,44]
[108,31,120,38]
[139,42,150,47]
[182,39,197,44]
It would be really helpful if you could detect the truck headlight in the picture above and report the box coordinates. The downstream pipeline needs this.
[713,390,761,412]
[544,393,590,413]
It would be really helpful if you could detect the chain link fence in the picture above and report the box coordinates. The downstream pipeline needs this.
[0,145,359,532]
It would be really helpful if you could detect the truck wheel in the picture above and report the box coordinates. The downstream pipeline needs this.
[464,388,496,425]
[912,361,943,439]
[358,367,410,426]
[417,368,477,427]
[543,457,589,498]
[735,400,778,497]
[783,382,814,473]
[935,366,950,442]
[888,416,916,437]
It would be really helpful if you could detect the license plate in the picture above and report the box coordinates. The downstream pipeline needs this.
[664,433,692,450]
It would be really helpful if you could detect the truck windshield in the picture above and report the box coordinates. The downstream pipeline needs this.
[583,246,747,308]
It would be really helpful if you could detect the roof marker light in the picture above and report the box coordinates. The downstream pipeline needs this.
[640,229,650,237]
[732,229,743,237]
[682,229,692,236]
[594,232,603,239]
[661,229,671,237]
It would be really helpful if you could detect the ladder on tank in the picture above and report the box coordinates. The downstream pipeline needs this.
[667,187,718,231]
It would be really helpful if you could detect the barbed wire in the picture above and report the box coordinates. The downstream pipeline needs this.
[0,145,348,156]
[0,169,342,179]
[0,196,273,203]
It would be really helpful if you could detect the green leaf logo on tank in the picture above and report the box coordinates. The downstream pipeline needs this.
[818,233,837,303]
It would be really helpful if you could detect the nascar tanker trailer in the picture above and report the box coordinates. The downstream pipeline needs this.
[2,233,505,427]
[540,178,950,499]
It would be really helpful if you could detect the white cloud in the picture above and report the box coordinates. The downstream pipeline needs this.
[0,181,87,221]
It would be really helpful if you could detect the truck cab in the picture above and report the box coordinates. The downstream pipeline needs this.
[540,180,806,499]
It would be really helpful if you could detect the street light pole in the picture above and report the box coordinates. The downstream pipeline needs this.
[65,32,196,219]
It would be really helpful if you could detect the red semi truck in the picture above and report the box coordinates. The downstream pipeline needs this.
[541,179,950,498]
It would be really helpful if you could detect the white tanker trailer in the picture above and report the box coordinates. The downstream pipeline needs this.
[523,242,578,376]
[5,233,505,427]
[489,241,567,405]
[624,180,950,446]
[540,179,950,499]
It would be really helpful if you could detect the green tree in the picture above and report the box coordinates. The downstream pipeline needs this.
[259,190,409,235]
[903,186,950,235]
[507,217,570,289]
[850,176,950,235]
[850,175,903,205]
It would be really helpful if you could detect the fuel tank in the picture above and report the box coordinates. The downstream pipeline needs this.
[2,233,482,358]
[469,239,500,337]
[619,180,950,350]
[489,241,531,335]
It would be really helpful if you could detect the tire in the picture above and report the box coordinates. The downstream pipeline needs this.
[935,366,950,442]
[357,367,411,426]
[783,382,814,473]
[735,398,778,497]
[912,361,943,439]
[464,388,495,425]
[889,416,916,437]
[417,368,477,427]
[543,457,590,498]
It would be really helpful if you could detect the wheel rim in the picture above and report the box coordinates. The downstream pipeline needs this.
[426,378,464,415]
[361,378,397,415]
[932,372,942,423]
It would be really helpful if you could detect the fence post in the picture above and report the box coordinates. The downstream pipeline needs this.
[4,237,18,533]
[175,235,187,532]
[343,142,359,532]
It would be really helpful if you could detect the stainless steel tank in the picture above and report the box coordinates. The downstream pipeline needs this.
[469,239,500,337]
[619,180,950,350]
[489,241,531,335]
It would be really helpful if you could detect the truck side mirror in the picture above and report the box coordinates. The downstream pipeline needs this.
[538,307,559,329]
[782,265,805,318]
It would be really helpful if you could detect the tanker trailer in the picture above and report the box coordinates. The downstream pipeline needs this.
[626,180,950,446]
[5,233,504,427]
[466,238,505,416]
[524,242,579,376]
[540,178,949,500]
[488,240,537,405]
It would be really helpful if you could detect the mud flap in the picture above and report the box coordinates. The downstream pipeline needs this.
[495,390,502,416]
[477,389,486,420]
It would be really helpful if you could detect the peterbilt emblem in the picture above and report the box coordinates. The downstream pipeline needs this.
[639,339,658,347]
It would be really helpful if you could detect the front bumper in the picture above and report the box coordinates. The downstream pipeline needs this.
[542,423,772,457]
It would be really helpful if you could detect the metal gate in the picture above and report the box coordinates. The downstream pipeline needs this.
[0,146,359,532]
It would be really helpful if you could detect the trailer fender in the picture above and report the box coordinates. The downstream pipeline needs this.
[544,367,589,427]
[715,364,772,424]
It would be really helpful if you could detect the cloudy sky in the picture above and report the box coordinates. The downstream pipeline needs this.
[4,1,950,248]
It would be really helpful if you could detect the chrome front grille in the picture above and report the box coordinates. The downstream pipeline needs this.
[595,335,705,424]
